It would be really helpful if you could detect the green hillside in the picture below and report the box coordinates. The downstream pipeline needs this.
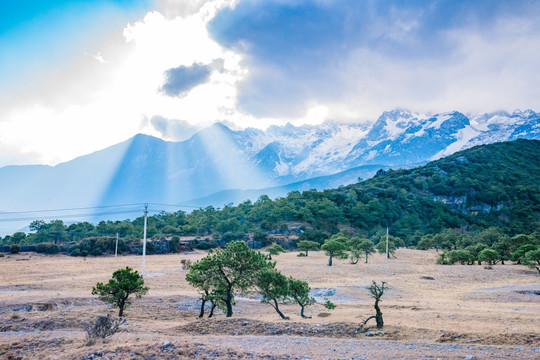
[2,139,539,253]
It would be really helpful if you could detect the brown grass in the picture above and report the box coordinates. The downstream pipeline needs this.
[0,249,539,359]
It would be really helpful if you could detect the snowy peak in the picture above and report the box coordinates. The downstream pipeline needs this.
[183,108,536,181]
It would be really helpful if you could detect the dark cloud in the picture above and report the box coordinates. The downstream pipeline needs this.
[160,62,213,97]
[208,0,540,118]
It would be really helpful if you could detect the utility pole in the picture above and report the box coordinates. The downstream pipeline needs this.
[386,226,389,259]
[115,233,119,258]
[142,203,148,276]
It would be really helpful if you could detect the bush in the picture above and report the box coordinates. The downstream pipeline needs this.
[193,239,219,250]
[84,314,125,345]
[170,236,181,253]
[180,259,192,270]
[90,248,103,256]
[36,243,61,254]
[9,244,20,254]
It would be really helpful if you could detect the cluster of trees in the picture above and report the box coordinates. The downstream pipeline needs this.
[431,230,540,272]
[93,247,390,330]
[1,140,538,267]
[186,241,315,319]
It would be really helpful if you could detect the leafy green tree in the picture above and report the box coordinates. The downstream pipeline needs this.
[355,238,375,263]
[287,277,315,318]
[375,240,396,258]
[512,243,537,264]
[29,220,45,232]
[465,243,488,264]
[185,257,224,318]
[187,241,271,317]
[492,237,512,265]
[11,232,26,244]
[296,240,320,256]
[92,267,148,317]
[416,235,434,250]
[523,249,540,274]
[266,244,286,260]
[256,269,290,319]
[477,227,503,246]
[321,240,348,266]
[445,249,475,265]
[478,248,500,268]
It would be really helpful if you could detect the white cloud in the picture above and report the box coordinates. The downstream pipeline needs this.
[0,0,254,166]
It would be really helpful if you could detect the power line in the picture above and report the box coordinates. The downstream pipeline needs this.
[0,203,146,216]
[148,202,202,209]
[0,209,144,223]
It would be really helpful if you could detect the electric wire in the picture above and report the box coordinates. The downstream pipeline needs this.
[0,203,146,215]
[0,202,206,225]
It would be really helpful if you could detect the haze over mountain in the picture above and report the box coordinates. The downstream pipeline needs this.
[0,109,538,235]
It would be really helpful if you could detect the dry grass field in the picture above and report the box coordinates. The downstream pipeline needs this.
[0,249,538,359]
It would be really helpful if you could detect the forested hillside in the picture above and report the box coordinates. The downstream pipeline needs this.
[1,140,539,255]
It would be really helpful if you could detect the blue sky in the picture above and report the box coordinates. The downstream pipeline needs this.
[1,0,539,166]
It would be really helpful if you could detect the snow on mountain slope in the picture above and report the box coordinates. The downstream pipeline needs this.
[215,109,539,180]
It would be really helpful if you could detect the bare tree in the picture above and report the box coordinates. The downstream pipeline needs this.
[361,281,388,329]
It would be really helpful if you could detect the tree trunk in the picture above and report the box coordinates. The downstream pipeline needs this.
[118,302,125,317]
[198,298,206,318]
[328,255,333,266]
[300,304,311,319]
[365,252,369,263]
[272,299,289,320]
[305,250,309,256]
[374,299,383,328]
[225,288,233,317]
[375,311,384,328]
[208,302,217,318]
[268,253,272,260]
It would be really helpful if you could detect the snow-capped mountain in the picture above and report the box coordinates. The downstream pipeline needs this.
[218,109,539,180]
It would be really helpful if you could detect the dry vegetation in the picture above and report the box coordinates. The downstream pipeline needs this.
[0,249,539,359]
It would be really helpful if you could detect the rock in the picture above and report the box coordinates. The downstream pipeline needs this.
[310,288,337,297]
[162,341,171,347]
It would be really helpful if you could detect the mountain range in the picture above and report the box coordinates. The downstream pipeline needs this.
[0,109,538,234]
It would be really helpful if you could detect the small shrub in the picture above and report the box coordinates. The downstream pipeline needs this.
[90,248,103,256]
[9,244,20,254]
[84,314,125,345]
[0,252,5,257]
[180,259,192,270]
[193,239,219,250]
